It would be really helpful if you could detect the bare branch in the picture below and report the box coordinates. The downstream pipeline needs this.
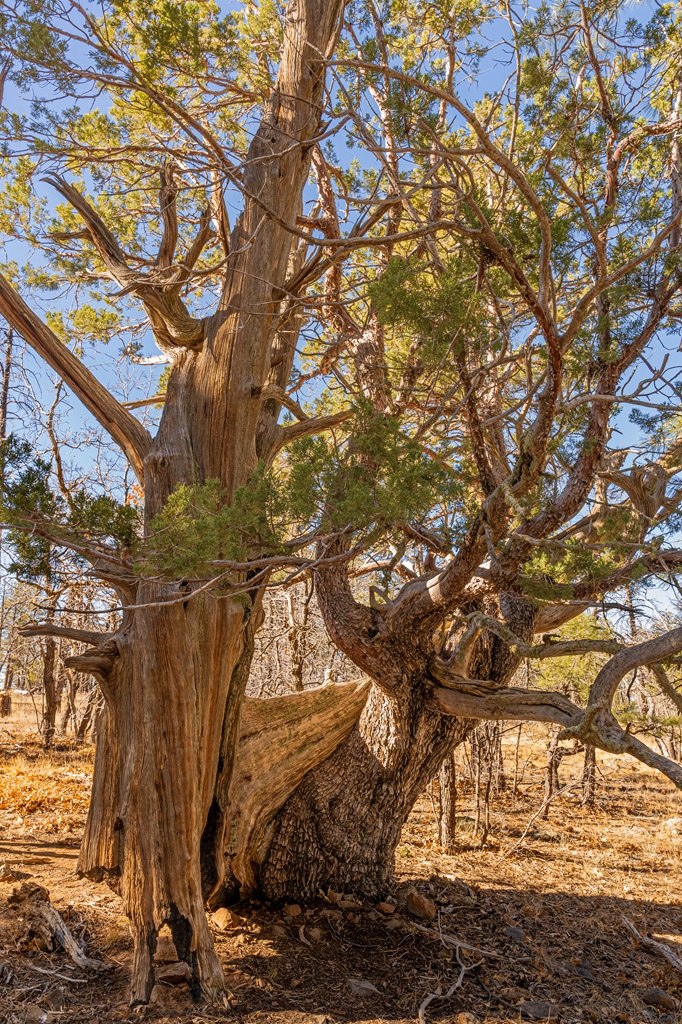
[19,623,110,645]
[434,683,682,790]
[271,409,353,454]
[156,162,178,269]
[0,274,151,481]
[649,663,682,714]
[587,625,682,710]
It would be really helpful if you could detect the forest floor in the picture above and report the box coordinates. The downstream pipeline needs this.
[1,695,681,1024]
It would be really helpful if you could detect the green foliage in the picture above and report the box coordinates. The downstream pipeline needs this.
[0,435,140,581]
[145,471,280,577]
[0,437,59,580]
[145,401,461,578]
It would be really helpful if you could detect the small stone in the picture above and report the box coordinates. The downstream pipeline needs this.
[157,961,191,985]
[454,1014,480,1024]
[405,887,437,922]
[150,981,192,1011]
[505,925,526,944]
[376,901,395,914]
[570,963,594,981]
[642,987,678,1010]
[321,908,343,922]
[338,898,359,909]
[284,903,302,917]
[519,1000,559,1021]
[307,926,322,941]
[212,907,239,930]
[385,917,403,930]
[347,978,380,996]
[271,924,288,938]
[367,910,380,922]
[21,1006,50,1023]
[42,986,66,1010]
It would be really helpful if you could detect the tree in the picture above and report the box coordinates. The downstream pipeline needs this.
[0,0,347,1002]
[4,0,682,1000]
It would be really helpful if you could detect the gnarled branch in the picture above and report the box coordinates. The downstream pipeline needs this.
[272,409,353,454]
[45,174,207,352]
[434,683,682,791]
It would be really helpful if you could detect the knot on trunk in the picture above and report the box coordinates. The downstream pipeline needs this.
[65,638,119,682]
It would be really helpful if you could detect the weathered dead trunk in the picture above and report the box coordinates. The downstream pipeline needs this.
[257,683,470,900]
[64,0,345,1001]
[77,595,249,1002]
[226,678,370,897]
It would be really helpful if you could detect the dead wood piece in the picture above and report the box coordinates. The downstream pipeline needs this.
[9,882,105,971]
[228,678,371,891]
[418,953,479,1024]
[409,919,500,958]
[622,915,682,971]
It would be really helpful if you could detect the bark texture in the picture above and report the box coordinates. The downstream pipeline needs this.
[438,752,457,850]
[259,683,470,900]
[227,679,370,894]
[41,636,58,749]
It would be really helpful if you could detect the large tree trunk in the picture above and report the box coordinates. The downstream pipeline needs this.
[245,592,534,902]
[64,0,344,1002]
[77,596,249,1003]
[258,683,470,900]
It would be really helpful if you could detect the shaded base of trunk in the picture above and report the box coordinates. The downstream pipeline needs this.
[258,684,471,901]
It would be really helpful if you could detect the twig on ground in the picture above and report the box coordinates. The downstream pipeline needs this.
[409,920,501,958]
[418,949,482,1024]
[622,915,682,970]
[25,963,89,983]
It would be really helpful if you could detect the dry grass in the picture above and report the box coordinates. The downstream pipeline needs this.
[0,716,681,1024]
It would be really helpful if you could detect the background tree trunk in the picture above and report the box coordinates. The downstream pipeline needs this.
[438,752,457,851]
[42,636,58,749]
[582,744,597,808]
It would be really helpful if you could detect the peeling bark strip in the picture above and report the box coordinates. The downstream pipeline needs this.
[228,679,371,892]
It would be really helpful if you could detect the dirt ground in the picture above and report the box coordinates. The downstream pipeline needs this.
[1,694,681,1024]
